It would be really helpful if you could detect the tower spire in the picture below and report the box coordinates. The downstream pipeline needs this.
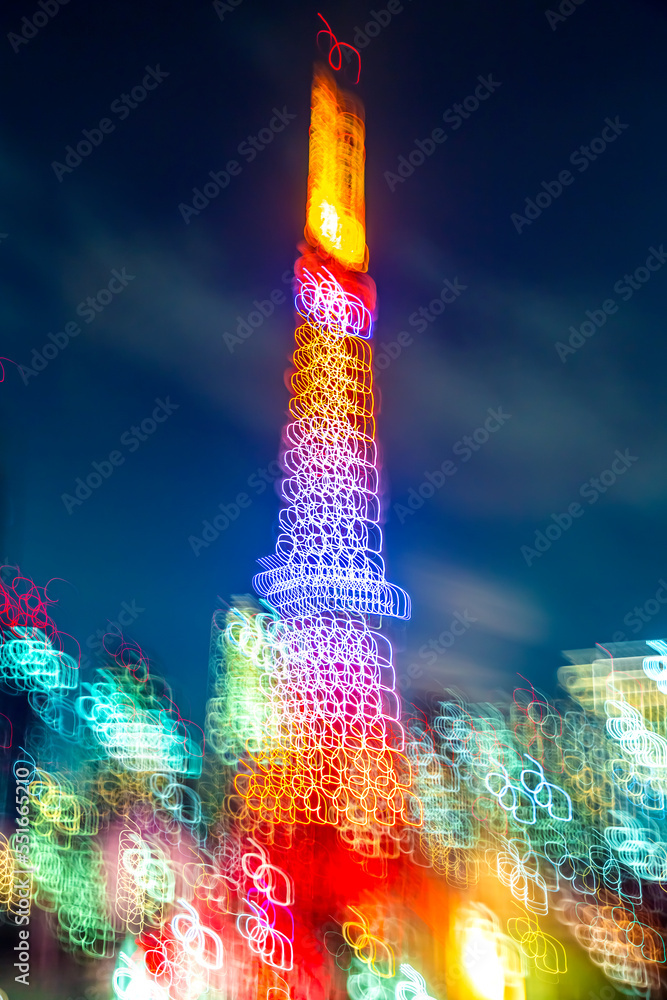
[254,65,410,622]
[236,65,419,829]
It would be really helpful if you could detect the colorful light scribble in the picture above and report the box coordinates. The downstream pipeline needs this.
[2,38,667,1000]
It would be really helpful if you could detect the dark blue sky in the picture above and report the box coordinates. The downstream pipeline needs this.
[2,0,667,726]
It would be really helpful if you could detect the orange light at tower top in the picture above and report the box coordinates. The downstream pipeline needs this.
[305,66,369,272]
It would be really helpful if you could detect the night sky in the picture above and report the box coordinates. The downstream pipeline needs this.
[2,0,667,728]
